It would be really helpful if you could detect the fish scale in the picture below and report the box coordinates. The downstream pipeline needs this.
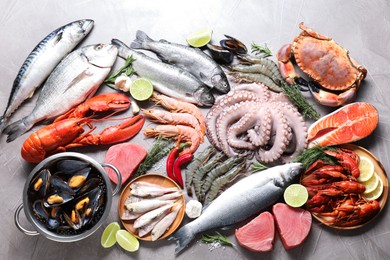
[0,19,94,130]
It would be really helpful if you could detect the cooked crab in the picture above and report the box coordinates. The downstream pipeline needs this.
[277,22,367,107]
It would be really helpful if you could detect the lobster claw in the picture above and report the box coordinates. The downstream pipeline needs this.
[78,115,145,145]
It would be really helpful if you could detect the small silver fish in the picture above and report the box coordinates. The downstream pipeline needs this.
[151,202,183,241]
[133,203,174,229]
[130,30,230,94]
[170,163,303,254]
[130,185,179,198]
[125,199,175,214]
[3,43,118,142]
[111,39,214,107]
[0,19,94,130]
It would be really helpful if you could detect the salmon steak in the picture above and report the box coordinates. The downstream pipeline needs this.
[235,211,275,252]
[308,102,378,147]
[272,203,312,250]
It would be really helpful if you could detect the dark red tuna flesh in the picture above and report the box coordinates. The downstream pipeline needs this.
[272,203,312,250]
[105,142,147,185]
[235,211,275,252]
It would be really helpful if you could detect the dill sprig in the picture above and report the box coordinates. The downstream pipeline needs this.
[104,55,136,88]
[293,146,337,169]
[281,82,321,120]
[251,161,268,172]
[134,136,175,177]
[251,42,272,58]
[200,232,234,246]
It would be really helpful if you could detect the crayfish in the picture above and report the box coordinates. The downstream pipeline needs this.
[21,92,145,163]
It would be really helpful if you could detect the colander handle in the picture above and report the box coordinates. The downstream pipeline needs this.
[14,203,39,236]
[101,163,122,196]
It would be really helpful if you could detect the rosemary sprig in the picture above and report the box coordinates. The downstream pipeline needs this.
[200,232,234,246]
[251,161,268,172]
[251,42,272,58]
[293,145,337,169]
[134,136,175,177]
[104,55,136,88]
[281,82,321,120]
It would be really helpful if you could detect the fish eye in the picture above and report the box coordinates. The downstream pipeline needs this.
[95,44,103,50]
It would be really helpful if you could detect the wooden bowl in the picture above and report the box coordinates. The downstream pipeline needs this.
[306,144,388,230]
[118,173,185,241]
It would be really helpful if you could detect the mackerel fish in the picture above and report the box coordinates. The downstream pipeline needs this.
[3,43,118,142]
[130,30,230,94]
[112,39,214,106]
[0,19,94,130]
[170,162,303,254]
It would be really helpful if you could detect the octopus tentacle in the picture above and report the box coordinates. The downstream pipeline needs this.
[227,109,260,150]
[233,83,271,101]
[247,107,272,147]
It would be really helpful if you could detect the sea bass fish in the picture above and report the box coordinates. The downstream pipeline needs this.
[3,43,118,142]
[130,30,230,94]
[170,163,303,254]
[111,39,214,106]
[0,19,94,130]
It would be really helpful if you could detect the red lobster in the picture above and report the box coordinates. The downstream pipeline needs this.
[21,92,145,163]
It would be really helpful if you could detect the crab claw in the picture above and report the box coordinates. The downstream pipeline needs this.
[308,81,356,107]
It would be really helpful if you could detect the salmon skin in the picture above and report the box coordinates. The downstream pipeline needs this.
[308,102,378,147]
[0,19,94,130]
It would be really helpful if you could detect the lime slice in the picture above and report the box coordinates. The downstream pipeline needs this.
[101,222,120,248]
[116,230,139,252]
[363,172,379,194]
[357,156,375,182]
[186,29,213,48]
[363,176,384,201]
[130,78,154,101]
[283,184,309,208]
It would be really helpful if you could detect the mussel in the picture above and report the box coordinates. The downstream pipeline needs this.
[220,35,248,54]
[207,44,234,64]
[29,169,51,197]
[56,159,90,174]
[44,175,75,207]
[68,167,91,190]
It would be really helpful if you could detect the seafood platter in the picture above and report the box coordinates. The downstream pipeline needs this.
[1,13,388,259]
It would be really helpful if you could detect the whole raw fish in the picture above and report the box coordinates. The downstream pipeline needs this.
[3,44,118,142]
[170,163,303,254]
[151,202,183,241]
[0,19,94,130]
[111,39,214,106]
[130,30,230,93]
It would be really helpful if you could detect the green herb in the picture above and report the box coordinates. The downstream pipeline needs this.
[293,146,337,169]
[134,136,175,177]
[281,82,321,120]
[251,42,272,58]
[200,232,234,246]
[104,55,136,88]
[251,161,268,172]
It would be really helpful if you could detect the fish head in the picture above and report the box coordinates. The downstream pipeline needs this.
[193,87,215,107]
[67,19,94,42]
[273,163,304,187]
[211,72,230,94]
[81,44,118,68]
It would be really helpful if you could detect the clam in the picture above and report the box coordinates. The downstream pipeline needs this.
[220,35,248,54]
[207,44,234,64]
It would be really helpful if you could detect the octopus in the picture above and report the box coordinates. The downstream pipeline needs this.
[205,83,307,163]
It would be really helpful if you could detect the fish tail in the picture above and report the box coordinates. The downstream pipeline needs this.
[130,30,153,49]
[3,117,31,142]
[169,224,196,255]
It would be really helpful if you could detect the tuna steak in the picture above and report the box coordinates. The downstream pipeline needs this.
[235,211,275,252]
[105,143,147,185]
[272,203,312,250]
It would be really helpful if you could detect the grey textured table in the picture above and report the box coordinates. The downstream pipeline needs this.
[1,0,389,259]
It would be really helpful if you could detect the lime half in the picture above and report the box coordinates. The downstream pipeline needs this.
[284,184,309,208]
[116,230,139,252]
[101,222,120,248]
[130,78,154,101]
[186,29,213,48]
[357,156,375,182]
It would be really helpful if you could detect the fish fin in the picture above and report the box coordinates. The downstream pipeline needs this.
[55,31,63,44]
[130,30,153,49]
[63,69,93,94]
[168,224,196,255]
[0,116,6,132]
[159,39,168,43]
[199,72,208,82]
[220,224,236,230]
[3,117,31,142]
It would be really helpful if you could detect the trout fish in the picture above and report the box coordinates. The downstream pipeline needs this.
[3,43,118,142]
[0,19,94,130]
[170,163,303,254]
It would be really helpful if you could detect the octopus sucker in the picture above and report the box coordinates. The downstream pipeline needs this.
[205,82,308,163]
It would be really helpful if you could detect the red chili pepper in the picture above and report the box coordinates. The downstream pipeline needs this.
[173,153,193,188]
[166,147,181,182]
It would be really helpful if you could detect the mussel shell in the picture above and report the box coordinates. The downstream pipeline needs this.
[56,159,90,174]
[32,200,49,221]
[44,175,75,207]
[207,44,234,64]
[220,35,248,54]
[29,169,51,198]
[68,167,91,190]
[76,177,100,196]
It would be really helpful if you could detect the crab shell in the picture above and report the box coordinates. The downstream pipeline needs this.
[292,22,367,91]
